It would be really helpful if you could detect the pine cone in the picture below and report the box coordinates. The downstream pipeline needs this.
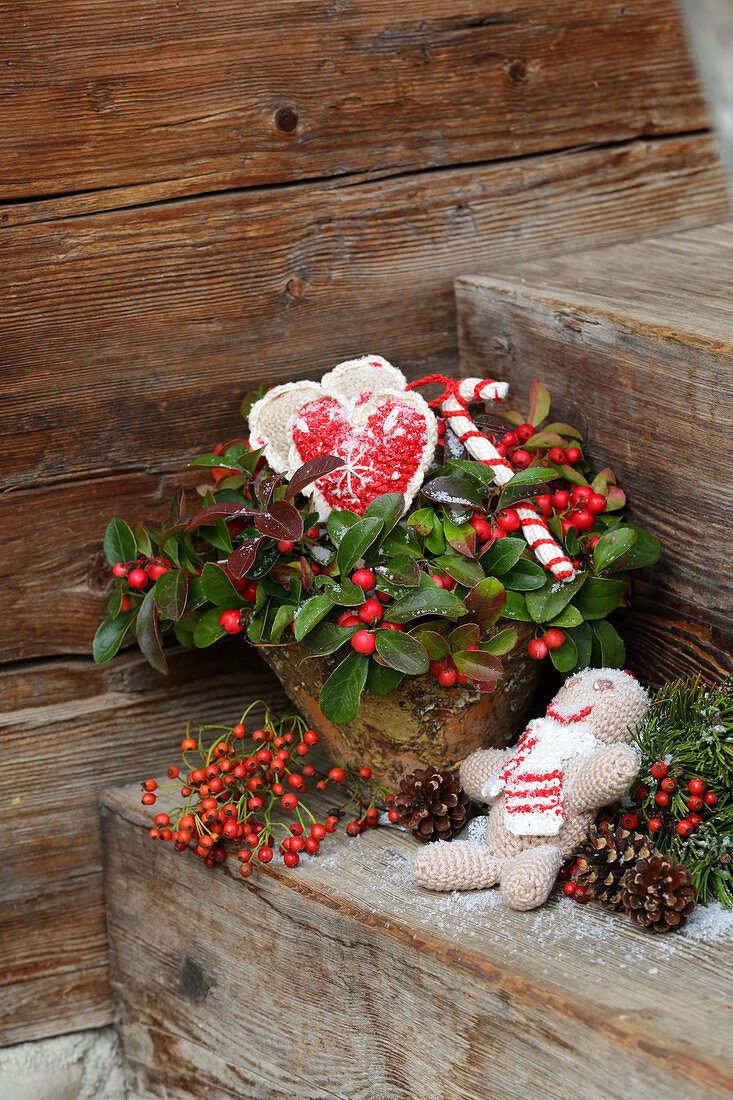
[621,855,696,933]
[569,822,656,910]
[394,766,469,843]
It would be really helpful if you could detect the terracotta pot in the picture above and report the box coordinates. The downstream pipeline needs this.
[257,621,541,788]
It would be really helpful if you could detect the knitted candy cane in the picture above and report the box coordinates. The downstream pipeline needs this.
[407,376,575,582]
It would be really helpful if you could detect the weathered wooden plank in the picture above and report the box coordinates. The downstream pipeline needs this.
[2,134,729,496]
[455,222,733,684]
[0,0,708,206]
[681,0,733,192]
[0,646,286,1045]
[103,780,733,1099]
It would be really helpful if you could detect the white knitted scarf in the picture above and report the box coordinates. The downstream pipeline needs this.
[482,714,602,836]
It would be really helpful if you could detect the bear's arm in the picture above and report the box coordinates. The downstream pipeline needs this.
[459,748,510,802]
[566,743,640,814]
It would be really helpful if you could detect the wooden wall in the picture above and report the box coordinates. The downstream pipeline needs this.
[1,0,730,1044]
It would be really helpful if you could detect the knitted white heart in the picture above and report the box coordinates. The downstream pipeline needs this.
[248,355,437,518]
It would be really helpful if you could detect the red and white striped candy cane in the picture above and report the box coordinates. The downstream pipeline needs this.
[407,375,575,582]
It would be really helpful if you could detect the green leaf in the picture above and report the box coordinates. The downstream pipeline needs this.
[547,605,584,628]
[606,485,626,511]
[136,589,168,673]
[364,493,404,540]
[449,622,481,650]
[480,537,526,576]
[200,563,245,608]
[247,609,267,644]
[572,577,626,621]
[549,633,578,674]
[425,515,446,555]
[381,526,423,560]
[480,628,517,656]
[446,459,497,491]
[544,422,583,441]
[422,475,483,510]
[376,555,421,588]
[92,610,135,663]
[386,587,467,623]
[249,541,280,579]
[293,593,333,642]
[103,518,137,566]
[414,629,451,659]
[199,520,234,554]
[593,527,637,573]
[172,617,195,649]
[186,574,208,611]
[270,604,295,643]
[525,572,587,624]
[463,577,506,629]
[194,607,228,647]
[556,464,589,487]
[497,465,561,509]
[592,619,626,667]
[327,510,361,545]
[432,554,485,588]
[501,590,532,621]
[521,430,567,452]
[337,517,384,577]
[620,526,662,571]
[442,516,477,558]
[375,630,429,675]
[567,622,593,669]
[319,650,369,724]
[407,507,436,537]
[453,649,503,685]
[153,569,189,621]
[134,523,153,558]
[366,662,404,696]
[528,380,551,427]
[299,622,356,660]
[321,579,367,606]
[501,559,547,591]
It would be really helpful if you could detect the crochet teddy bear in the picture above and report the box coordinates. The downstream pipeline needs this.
[411,668,650,910]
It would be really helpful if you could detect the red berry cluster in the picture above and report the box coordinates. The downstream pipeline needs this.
[558,861,589,904]
[527,628,565,661]
[644,763,719,839]
[112,556,171,590]
[141,704,392,878]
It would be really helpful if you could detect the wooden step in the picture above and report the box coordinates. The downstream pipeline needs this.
[456,223,733,686]
[103,781,733,1100]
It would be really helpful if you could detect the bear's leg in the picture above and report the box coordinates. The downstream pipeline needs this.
[412,841,501,892]
[499,845,563,911]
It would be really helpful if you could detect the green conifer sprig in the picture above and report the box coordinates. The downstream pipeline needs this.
[628,676,733,907]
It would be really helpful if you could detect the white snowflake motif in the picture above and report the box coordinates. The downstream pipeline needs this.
[326,439,376,505]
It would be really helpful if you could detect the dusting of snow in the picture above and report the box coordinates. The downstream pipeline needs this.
[681,900,733,944]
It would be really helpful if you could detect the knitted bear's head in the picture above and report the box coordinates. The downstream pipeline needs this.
[551,668,649,745]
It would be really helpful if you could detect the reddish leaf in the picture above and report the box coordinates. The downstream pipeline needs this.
[185,502,257,532]
[463,577,506,629]
[253,500,304,541]
[135,589,167,674]
[227,538,261,580]
[453,648,503,684]
[256,473,282,509]
[285,455,345,500]
[528,381,551,427]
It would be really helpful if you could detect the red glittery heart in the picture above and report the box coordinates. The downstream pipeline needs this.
[292,395,432,515]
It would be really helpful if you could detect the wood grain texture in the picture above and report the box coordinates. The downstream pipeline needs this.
[2,134,729,496]
[0,646,285,1045]
[455,223,733,684]
[0,0,708,206]
[103,780,733,1099]
[681,0,733,192]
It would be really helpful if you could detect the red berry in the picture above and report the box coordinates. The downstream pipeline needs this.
[677,821,693,838]
[128,568,148,589]
[562,882,577,897]
[388,809,400,823]
[359,766,372,779]
[219,609,243,634]
[587,536,600,551]
[351,568,375,590]
[154,813,169,827]
[502,431,517,448]
[535,494,553,517]
[287,774,305,790]
[305,837,320,855]
[257,846,273,863]
[703,791,718,806]
[634,784,649,800]
[548,447,566,465]
[329,767,346,783]
[307,527,319,539]
[438,667,456,687]
[358,598,383,624]
[571,485,593,506]
[621,813,639,830]
[648,817,662,833]
[351,629,376,655]
[551,490,570,512]
[573,885,589,904]
[528,638,548,660]
[588,493,607,515]
[687,796,704,812]
[496,508,521,533]
[516,423,535,443]
[311,823,327,840]
[688,778,706,796]
[141,792,156,806]
[277,540,295,553]
[112,562,128,578]
[565,446,582,464]
[326,816,339,832]
[281,793,298,811]
[283,851,300,868]
[512,449,532,470]
[688,812,703,827]
[560,517,577,538]
[543,628,565,650]
[660,777,676,792]
[147,561,169,581]
[470,517,492,542]
[573,509,595,532]
[380,621,403,632]
[655,791,671,807]
[143,778,157,792]
[346,822,361,837]
[303,729,319,746]
[650,761,668,779]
